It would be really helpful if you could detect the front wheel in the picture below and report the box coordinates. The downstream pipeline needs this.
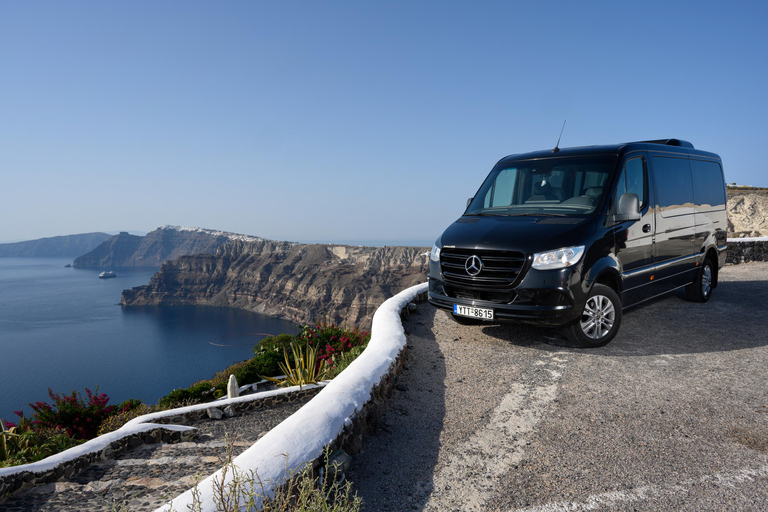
[685,257,714,303]
[563,284,622,348]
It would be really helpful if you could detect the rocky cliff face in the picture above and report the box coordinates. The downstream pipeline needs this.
[73,226,257,268]
[727,188,768,237]
[0,232,111,258]
[122,239,429,328]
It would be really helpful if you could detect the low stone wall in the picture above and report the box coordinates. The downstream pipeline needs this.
[0,427,196,498]
[271,292,425,496]
[0,385,324,500]
[727,241,768,264]
[152,386,323,425]
[160,284,429,511]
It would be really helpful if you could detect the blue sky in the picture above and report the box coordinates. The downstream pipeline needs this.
[2,1,766,244]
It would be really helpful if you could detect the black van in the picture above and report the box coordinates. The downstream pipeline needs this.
[427,139,727,347]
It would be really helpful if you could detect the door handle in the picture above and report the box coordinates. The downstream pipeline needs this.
[642,224,651,233]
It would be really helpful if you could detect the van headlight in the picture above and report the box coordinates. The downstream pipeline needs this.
[532,245,585,270]
[430,243,441,262]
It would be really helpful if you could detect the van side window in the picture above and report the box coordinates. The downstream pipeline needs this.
[691,159,726,208]
[615,157,646,209]
[653,156,694,217]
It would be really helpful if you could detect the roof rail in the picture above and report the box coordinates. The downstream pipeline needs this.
[638,138,694,149]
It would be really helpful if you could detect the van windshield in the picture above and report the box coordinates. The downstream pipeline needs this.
[465,155,618,217]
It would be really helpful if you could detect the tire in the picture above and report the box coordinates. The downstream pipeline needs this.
[563,284,622,348]
[449,312,485,325]
[685,257,714,303]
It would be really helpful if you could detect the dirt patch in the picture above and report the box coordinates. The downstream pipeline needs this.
[730,428,768,453]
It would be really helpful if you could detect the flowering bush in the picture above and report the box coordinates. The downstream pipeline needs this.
[27,387,123,440]
[297,319,370,370]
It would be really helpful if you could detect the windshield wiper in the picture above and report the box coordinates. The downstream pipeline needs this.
[508,212,568,217]
[463,212,506,217]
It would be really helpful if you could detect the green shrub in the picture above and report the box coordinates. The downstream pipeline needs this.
[248,350,288,378]
[97,404,155,435]
[248,333,303,379]
[252,333,296,356]
[158,382,214,408]
[327,345,367,378]
[117,398,143,412]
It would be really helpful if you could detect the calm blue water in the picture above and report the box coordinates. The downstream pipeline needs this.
[0,258,298,422]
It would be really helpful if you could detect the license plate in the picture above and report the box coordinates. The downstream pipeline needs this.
[453,304,494,320]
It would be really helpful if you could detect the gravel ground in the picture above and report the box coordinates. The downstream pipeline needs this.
[348,262,768,512]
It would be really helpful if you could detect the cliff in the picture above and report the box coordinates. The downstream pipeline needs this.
[73,226,259,268]
[726,188,768,237]
[0,232,112,258]
[121,239,429,328]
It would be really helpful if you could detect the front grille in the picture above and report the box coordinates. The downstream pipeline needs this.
[440,249,527,289]
[451,288,516,303]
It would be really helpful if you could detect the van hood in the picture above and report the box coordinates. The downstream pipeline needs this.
[439,215,597,254]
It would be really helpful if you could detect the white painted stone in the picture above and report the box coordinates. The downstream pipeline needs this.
[227,375,239,399]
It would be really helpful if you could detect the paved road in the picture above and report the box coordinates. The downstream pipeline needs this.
[348,262,768,512]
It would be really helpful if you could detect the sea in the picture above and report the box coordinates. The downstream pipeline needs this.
[0,258,299,423]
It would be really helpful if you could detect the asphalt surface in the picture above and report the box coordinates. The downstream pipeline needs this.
[347,262,768,512]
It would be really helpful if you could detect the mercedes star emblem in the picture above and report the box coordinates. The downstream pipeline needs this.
[465,255,483,276]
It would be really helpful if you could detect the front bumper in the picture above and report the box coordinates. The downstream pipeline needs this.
[427,257,583,326]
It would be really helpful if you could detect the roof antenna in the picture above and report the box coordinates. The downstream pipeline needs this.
[552,120,566,153]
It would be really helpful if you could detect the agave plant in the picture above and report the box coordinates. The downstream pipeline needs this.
[0,419,20,461]
[263,340,331,390]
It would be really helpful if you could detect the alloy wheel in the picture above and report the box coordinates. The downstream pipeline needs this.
[580,294,616,340]
[701,264,712,297]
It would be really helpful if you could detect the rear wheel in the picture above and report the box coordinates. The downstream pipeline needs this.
[685,257,714,302]
[563,284,622,348]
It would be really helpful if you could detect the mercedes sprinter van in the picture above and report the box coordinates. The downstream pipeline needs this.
[427,139,727,347]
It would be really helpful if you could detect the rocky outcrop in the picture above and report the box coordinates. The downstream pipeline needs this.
[73,226,258,268]
[727,188,768,237]
[0,232,111,258]
[122,239,429,328]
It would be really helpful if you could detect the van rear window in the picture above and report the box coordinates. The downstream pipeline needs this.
[691,159,726,208]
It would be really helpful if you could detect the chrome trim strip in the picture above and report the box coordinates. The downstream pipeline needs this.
[653,253,697,271]
[621,265,654,278]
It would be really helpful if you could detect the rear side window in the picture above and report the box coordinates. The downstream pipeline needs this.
[653,156,694,217]
[691,159,726,208]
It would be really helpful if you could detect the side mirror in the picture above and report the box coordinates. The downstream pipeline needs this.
[466,198,473,208]
[611,193,641,223]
